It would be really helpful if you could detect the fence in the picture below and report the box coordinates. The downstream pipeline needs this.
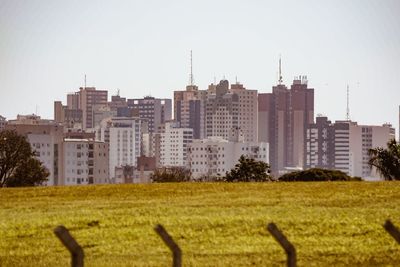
[54,220,400,267]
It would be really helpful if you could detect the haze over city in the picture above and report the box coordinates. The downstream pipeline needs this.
[1,0,400,134]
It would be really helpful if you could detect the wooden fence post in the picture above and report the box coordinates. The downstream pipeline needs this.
[154,224,182,267]
[54,225,84,267]
[383,220,400,244]
[267,222,296,267]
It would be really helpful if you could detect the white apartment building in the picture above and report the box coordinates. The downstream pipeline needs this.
[61,139,109,185]
[306,117,395,179]
[187,128,268,179]
[96,117,142,179]
[350,122,395,179]
[156,121,193,167]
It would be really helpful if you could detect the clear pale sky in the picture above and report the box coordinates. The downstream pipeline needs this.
[1,0,399,135]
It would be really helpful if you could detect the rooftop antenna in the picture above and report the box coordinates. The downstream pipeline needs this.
[117,89,120,96]
[84,74,87,88]
[189,50,194,86]
[235,75,238,84]
[278,55,283,85]
[346,84,350,121]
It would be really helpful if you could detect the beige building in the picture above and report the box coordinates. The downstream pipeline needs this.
[61,139,109,185]
[6,114,64,186]
[174,80,258,142]
[114,156,155,183]
[79,87,108,130]
[230,82,258,142]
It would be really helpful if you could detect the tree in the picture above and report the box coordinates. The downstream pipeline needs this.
[225,155,272,182]
[122,165,134,183]
[278,168,352,182]
[0,130,49,187]
[368,139,400,180]
[151,167,191,182]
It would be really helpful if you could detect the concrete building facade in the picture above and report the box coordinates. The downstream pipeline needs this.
[258,76,314,173]
[306,117,395,179]
[205,80,239,141]
[96,117,142,179]
[6,114,64,186]
[174,85,207,139]
[187,134,269,179]
[61,139,109,185]
[78,87,108,130]
[155,121,193,167]
[127,97,172,134]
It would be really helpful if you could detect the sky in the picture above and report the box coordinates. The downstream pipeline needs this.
[1,0,399,135]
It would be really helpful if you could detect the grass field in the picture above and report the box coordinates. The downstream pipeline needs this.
[0,182,399,266]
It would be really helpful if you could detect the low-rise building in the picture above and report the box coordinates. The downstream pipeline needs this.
[187,128,269,179]
[6,114,64,186]
[61,139,109,185]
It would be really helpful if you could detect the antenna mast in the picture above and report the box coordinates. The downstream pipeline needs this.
[278,55,283,85]
[189,50,194,86]
[84,74,87,88]
[346,84,350,121]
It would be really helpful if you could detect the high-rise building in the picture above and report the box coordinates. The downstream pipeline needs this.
[58,87,108,131]
[154,121,193,167]
[306,117,395,179]
[230,82,258,142]
[96,117,143,180]
[174,85,207,139]
[67,92,80,110]
[258,76,314,173]
[6,114,64,186]
[205,80,239,140]
[79,87,108,130]
[127,97,172,134]
[174,80,258,142]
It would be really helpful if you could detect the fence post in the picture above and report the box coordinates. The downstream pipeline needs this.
[54,225,84,267]
[383,220,400,244]
[267,222,296,267]
[154,224,182,267]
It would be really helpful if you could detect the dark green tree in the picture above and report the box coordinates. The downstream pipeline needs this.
[225,155,272,182]
[0,130,49,187]
[368,139,400,180]
[278,168,352,182]
[151,166,191,182]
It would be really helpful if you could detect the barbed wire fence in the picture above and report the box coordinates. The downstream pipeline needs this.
[53,219,400,267]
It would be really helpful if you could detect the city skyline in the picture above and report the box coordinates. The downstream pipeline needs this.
[1,0,399,134]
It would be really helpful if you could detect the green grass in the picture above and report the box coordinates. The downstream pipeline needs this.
[0,182,399,266]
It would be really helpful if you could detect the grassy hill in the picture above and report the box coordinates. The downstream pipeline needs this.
[0,182,399,266]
